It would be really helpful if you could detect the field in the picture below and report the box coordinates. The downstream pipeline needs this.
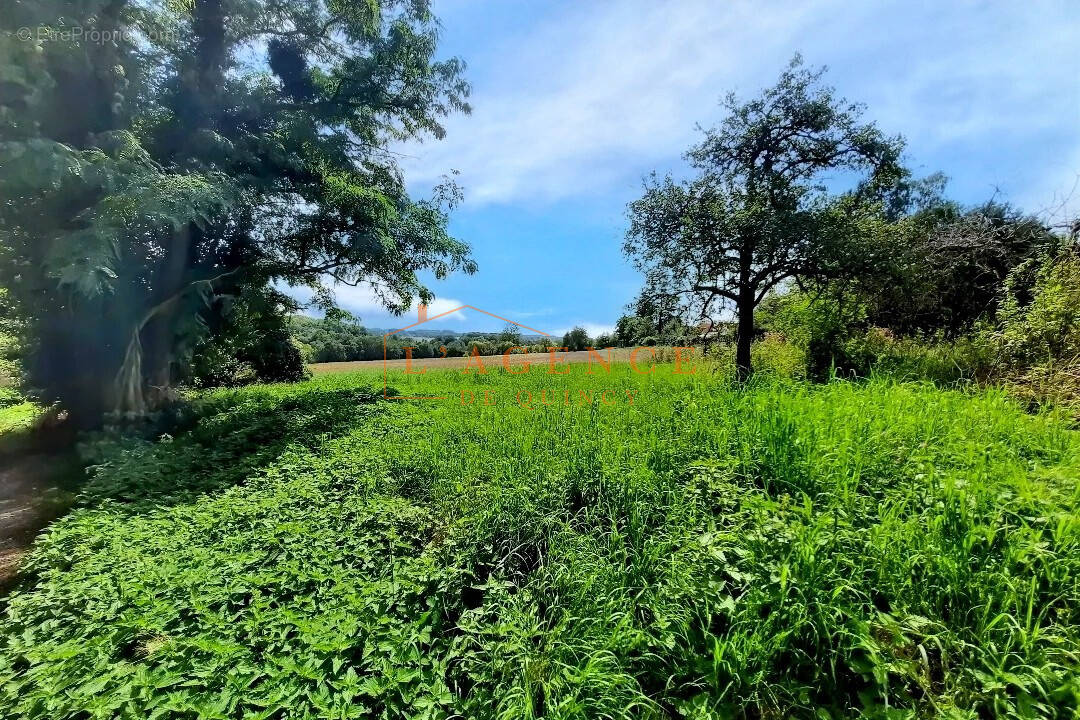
[307,349,643,375]
[1,363,1079,718]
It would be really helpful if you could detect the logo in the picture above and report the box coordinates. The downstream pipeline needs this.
[382,304,553,400]
[381,304,700,407]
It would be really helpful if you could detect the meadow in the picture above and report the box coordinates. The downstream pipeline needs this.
[1,362,1078,719]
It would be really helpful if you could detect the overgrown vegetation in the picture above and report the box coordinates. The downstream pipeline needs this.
[2,364,1078,718]
[0,289,43,443]
[620,56,1076,403]
[750,245,1080,415]
[0,6,1076,719]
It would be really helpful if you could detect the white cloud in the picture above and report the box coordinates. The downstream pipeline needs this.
[402,0,1079,212]
[1012,144,1080,226]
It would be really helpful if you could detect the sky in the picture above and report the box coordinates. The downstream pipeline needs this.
[302,0,1080,336]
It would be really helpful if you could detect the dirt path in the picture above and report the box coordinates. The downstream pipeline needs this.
[0,451,81,589]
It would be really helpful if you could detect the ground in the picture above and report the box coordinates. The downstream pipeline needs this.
[0,452,80,589]
[0,362,1078,719]
[0,402,80,589]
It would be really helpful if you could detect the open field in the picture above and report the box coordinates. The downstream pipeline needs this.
[1,365,1078,718]
[308,348,644,374]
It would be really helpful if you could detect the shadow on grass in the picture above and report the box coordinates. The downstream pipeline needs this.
[76,385,393,511]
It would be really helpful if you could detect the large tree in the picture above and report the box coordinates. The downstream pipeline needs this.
[624,57,903,378]
[0,0,474,426]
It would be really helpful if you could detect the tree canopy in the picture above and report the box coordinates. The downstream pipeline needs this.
[0,0,474,425]
[862,200,1062,336]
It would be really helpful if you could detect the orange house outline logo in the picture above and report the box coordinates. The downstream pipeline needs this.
[383,304,552,400]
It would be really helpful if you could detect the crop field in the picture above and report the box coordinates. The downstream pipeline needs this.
[1,365,1079,718]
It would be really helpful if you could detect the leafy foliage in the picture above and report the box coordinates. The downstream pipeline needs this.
[998,250,1080,367]
[186,287,309,388]
[757,238,1080,413]
[2,366,1079,718]
[291,316,559,364]
[860,201,1061,337]
[561,326,590,352]
[0,0,474,425]
[995,250,1080,411]
[290,315,440,363]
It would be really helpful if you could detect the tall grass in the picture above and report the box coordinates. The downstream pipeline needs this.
[1,364,1077,718]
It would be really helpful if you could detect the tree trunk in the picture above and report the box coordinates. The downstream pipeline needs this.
[107,0,227,418]
[735,289,754,381]
[32,297,134,430]
[735,243,756,382]
[111,225,193,417]
[141,311,178,409]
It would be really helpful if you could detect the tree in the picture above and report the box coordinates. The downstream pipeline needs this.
[0,0,474,426]
[624,57,903,379]
[614,314,653,347]
[498,323,522,345]
[863,200,1060,336]
[612,294,696,347]
[562,326,590,352]
[593,332,616,348]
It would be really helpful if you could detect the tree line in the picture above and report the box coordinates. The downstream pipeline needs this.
[285,317,607,369]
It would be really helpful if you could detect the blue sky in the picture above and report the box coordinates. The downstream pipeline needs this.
[312,0,1080,335]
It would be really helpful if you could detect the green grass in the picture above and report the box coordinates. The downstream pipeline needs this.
[0,400,39,436]
[0,320,45,448]
[1,364,1078,718]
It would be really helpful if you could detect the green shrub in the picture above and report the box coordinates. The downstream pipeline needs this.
[750,332,806,379]
[188,289,309,387]
[757,290,869,379]
[998,251,1080,368]
[836,328,997,384]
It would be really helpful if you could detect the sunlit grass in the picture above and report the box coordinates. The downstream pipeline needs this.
[1,365,1078,718]
[0,400,41,437]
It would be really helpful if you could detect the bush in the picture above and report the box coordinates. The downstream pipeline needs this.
[445,340,468,357]
[841,329,997,384]
[751,332,806,379]
[997,250,1080,367]
[593,333,616,348]
[188,289,310,388]
[188,342,259,388]
[990,250,1080,413]
[757,290,868,379]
